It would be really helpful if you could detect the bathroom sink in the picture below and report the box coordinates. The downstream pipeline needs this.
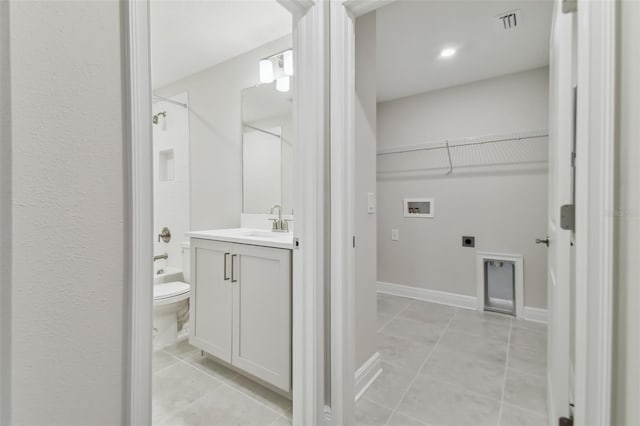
[187,228,294,249]
[238,230,286,238]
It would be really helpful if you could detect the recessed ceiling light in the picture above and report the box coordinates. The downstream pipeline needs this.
[439,48,457,58]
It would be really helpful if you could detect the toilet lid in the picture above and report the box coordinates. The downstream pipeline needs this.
[154,281,190,300]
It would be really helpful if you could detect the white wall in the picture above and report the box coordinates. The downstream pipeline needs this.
[377,68,549,309]
[354,12,378,369]
[153,93,190,270]
[614,2,640,423]
[155,36,291,232]
[8,2,125,423]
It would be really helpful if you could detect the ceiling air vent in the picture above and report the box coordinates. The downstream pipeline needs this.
[496,10,521,31]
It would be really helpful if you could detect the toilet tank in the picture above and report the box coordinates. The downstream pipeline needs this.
[181,242,191,283]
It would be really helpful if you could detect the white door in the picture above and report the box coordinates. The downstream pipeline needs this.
[189,239,234,363]
[232,243,292,392]
[546,2,575,421]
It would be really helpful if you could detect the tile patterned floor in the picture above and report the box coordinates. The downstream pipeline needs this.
[153,294,548,426]
[357,294,549,426]
[152,340,291,426]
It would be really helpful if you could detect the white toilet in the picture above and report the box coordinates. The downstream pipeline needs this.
[153,242,191,350]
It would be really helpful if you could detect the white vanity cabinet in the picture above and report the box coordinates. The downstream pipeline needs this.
[189,237,292,393]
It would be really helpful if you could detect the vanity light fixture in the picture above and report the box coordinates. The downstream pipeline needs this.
[258,49,294,91]
[283,50,293,76]
[276,76,290,92]
[259,59,274,83]
[439,47,457,58]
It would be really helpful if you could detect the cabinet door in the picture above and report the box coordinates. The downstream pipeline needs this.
[189,239,233,363]
[231,244,291,392]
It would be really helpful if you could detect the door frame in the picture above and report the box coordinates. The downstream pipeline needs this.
[329,1,398,425]
[330,0,617,425]
[121,0,326,424]
[573,0,617,423]
[0,0,11,423]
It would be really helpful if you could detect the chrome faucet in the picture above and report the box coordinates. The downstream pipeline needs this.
[269,205,289,232]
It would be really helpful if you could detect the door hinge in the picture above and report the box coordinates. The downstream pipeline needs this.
[562,0,577,13]
[559,417,573,426]
[352,236,356,248]
[561,204,575,230]
[293,237,300,250]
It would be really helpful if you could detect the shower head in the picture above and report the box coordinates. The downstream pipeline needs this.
[153,111,167,125]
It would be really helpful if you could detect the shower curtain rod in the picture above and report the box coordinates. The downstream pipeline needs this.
[376,130,549,156]
[242,123,282,139]
[152,94,188,108]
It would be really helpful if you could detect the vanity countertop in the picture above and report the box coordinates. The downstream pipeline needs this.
[187,228,293,250]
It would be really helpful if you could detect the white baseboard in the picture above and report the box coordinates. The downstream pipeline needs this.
[377,281,548,324]
[522,306,548,323]
[354,352,382,401]
[377,281,477,310]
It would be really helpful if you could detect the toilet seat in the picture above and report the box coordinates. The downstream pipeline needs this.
[154,281,190,306]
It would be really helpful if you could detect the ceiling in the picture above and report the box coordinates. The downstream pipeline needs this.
[150,0,291,88]
[376,0,553,102]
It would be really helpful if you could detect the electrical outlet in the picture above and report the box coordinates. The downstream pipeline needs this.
[462,236,475,247]
[391,229,399,241]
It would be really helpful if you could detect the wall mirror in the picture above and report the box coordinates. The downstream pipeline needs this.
[241,83,293,214]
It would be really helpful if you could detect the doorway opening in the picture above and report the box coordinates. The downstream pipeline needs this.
[148,2,297,424]
[350,1,554,424]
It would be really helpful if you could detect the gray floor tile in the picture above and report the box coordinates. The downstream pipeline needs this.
[158,385,280,426]
[386,411,429,426]
[454,308,513,326]
[396,375,501,426]
[508,342,547,377]
[154,350,180,373]
[503,369,547,415]
[510,327,547,351]
[447,313,511,342]
[512,319,547,333]
[500,403,548,426]
[397,300,456,327]
[361,361,417,410]
[379,317,444,346]
[377,332,435,370]
[163,339,200,360]
[269,415,292,426]
[420,347,506,400]
[377,313,396,331]
[355,398,392,426]
[229,374,292,416]
[378,293,412,316]
[153,361,225,423]
[181,352,239,383]
[437,329,508,366]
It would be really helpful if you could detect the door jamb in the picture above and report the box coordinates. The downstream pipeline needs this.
[573,0,616,423]
[329,1,398,425]
[0,0,11,423]
[121,1,325,424]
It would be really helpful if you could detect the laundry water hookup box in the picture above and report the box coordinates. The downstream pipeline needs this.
[403,198,434,218]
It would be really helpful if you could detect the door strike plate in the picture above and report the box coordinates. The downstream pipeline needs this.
[560,204,575,230]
